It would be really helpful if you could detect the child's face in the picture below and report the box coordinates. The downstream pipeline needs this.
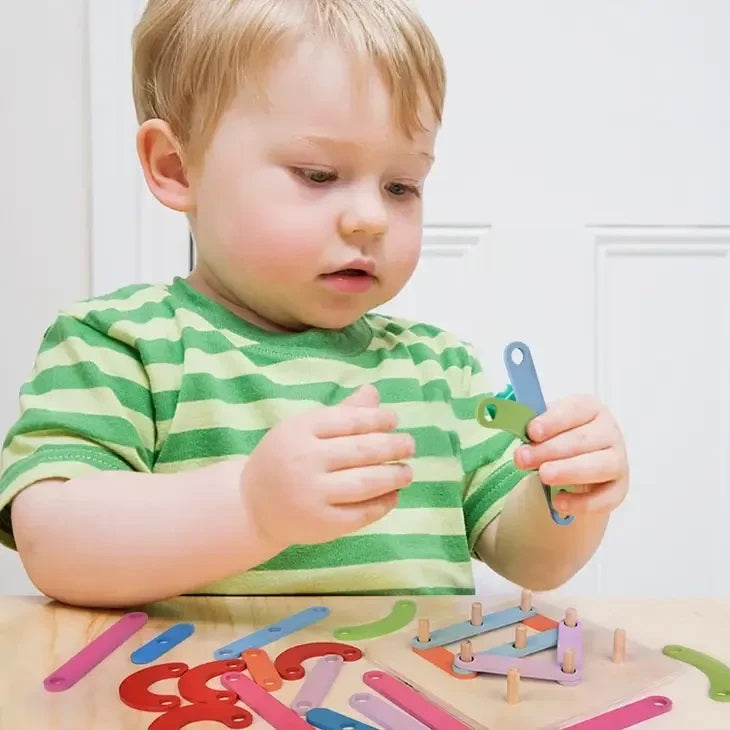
[186,40,437,332]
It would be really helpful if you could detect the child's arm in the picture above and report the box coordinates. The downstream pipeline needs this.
[475,472,611,590]
[475,395,628,590]
[11,458,267,608]
[11,385,413,608]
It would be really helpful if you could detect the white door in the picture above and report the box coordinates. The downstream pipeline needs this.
[90,1,730,597]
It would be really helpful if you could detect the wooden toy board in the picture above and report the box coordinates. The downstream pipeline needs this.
[1,593,684,729]
[363,594,683,729]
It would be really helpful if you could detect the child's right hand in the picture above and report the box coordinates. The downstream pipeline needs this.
[239,385,415,549]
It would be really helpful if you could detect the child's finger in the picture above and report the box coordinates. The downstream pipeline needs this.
[325,463,414,505]
[312,405,398,438]
[339,384,380,408]
[527,395,602,442]
[538,448,624,486]
[324,432,416,471]
[551,481,625,514]
[334,491,401,532]
[515,418,615,470]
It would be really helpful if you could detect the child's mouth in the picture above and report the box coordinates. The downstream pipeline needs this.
[320,269,377,293]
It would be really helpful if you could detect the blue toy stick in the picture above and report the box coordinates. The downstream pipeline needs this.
[503,341,574,526]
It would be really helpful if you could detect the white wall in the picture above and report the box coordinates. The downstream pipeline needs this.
[0,2,91,593]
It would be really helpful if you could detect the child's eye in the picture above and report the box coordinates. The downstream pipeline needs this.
[387,182,421,198]
[295,168,337,184]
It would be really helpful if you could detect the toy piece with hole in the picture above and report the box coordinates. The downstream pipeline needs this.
[148,701,253,729]
[291,654,344,716]
[454,649,582,685]
[334,599,416,640]
[242,648,282,691]
[454,611,583,685]
[662,645,730,701]
[214,606,330,659]
[177,658,247,704]
[306,707,379,730]
[275,641,362,681]
[562,695,673,729]
[481,627,558,658]
[43,611,148,692]
[412,604,535,650]
[497,341,574,525]
[131,623,195,664]
[350,692,430,729]
[413,645,477,680]
[221,671,313,729]
[118,662,187,712]
[363,670,472,730]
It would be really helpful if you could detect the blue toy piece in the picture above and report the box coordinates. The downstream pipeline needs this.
[411,605,536,650]
[131,623,195,664]
[480,627,558,658]
[503,341,574,525]
[306,707,378,730]
[214,606,330,659]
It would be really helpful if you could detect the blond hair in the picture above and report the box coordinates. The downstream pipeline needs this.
[132,0,446,163]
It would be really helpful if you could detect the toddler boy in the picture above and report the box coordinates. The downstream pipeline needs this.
[0,0,628,608]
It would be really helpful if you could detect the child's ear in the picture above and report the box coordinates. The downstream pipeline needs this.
[136,119,194,212]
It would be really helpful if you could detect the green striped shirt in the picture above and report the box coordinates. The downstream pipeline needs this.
[0,278,527,595]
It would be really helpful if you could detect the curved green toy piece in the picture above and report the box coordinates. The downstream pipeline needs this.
[662,644,730,701]
[333,600,417,641]
[476,397,537,442]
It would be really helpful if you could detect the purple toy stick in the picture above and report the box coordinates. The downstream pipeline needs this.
[453,616,584,685]
[44,611,149,692]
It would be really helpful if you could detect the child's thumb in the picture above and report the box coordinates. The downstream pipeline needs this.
[341,384,380,407]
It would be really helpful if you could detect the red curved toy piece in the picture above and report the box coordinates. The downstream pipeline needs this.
[118,662,188,712]
[148,702,253,729]
[274,641,363,681]
[177,659,247,704]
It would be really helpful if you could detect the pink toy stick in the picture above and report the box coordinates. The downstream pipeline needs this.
[561,695,673,729]
[453,651,583,685]
[44,611,148,692]
[221,671,312,729]
[350,692,430,730]
[362,670,472,730]
[290,654,344,716]
[557,618,583,670]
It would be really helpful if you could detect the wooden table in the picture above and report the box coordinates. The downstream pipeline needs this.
[0,592,727,729]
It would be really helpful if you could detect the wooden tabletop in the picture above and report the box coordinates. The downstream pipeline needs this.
[0,592,727,729]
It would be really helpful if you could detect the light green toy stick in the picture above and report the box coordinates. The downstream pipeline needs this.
[662,645,730,701]
[476,397,577,496]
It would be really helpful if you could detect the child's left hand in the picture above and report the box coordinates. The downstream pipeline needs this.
[513,395,629,515]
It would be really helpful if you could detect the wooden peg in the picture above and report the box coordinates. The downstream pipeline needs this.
[514,624,527,649]
[459,640,473,663]
[417,618,430,643]
[507,668,520,704]
[520,589,532,612]
[613,628,626,663]
[470,602,483,626]
[564,607,578,627]
[561,648,576,674]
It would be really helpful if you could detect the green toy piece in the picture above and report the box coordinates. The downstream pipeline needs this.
[476,397,537,441]
[476,395,577,496]
[333,600,417,641]
[662,644,730,701]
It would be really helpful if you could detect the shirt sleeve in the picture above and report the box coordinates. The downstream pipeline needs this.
[455,344,529,556]
[0,311,156,549]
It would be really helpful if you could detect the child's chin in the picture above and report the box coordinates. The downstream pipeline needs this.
[305,308,368,331]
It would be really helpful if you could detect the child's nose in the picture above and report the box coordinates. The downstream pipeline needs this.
[338,190,388,241]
